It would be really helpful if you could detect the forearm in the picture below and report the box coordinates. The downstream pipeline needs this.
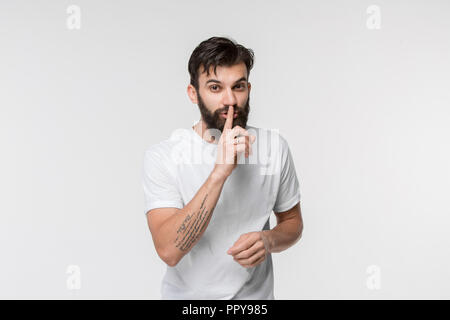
[261,218,303,253]
[161,170,227,266]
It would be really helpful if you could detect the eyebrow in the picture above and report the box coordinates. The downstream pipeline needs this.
[205,76,247,86]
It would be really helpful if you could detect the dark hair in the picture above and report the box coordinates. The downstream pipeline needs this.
[188,36,255,90]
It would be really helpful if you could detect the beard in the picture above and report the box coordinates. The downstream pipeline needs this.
[197,92,250,133]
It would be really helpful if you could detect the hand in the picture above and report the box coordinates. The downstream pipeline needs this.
[213,105,256,179]
[227,231,271,269]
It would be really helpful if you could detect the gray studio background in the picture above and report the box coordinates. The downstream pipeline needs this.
[1,0,449,299]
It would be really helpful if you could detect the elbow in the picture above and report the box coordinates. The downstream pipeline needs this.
[296,220,304,242]
[166,255,179,267]
[158,247,180,267]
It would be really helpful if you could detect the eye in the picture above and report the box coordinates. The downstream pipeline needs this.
[210,85,220,91]
[234,83,245,90]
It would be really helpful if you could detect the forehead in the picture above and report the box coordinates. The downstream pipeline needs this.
[198,62,247,83]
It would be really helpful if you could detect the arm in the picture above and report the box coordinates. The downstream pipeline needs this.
[147,169,227,267]
[262,202,303,253]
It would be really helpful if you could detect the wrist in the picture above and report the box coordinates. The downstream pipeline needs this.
[210,168,229,183]
[260,230,273,253]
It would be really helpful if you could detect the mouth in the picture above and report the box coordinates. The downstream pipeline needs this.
[220,112,238,119]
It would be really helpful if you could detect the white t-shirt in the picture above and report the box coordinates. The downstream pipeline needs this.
[142,123,301,300]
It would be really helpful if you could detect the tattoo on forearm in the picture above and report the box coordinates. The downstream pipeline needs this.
[174,194,212,252]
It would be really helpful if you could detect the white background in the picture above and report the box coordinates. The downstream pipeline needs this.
[1,0,449,299]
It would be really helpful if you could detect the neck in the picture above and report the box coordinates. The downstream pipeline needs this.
[192,119,219,144]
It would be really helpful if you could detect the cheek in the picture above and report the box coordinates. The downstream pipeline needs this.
[202,93,221,109]
[238,94,249,106]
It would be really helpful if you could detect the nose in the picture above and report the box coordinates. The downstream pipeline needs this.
[222,87,237,109]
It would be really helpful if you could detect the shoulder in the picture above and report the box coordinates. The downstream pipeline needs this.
[144,128,193,167]
[145,128,192,157]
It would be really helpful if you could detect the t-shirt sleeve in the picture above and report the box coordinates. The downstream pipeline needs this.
[142,147,184,214]
[273,136,301,213]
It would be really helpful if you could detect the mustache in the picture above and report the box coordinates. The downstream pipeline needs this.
[216,106,245,114]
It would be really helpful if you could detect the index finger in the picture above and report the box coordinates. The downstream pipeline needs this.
[223,105,234,130]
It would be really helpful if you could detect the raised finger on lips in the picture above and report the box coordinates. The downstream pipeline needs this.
[223,105,234,131]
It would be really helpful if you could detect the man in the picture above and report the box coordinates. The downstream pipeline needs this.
[142,36,303,300]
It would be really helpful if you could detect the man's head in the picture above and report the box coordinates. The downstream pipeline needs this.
[187,37,254,132]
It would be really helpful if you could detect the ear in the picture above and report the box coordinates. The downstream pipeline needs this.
[187,84,198,104]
